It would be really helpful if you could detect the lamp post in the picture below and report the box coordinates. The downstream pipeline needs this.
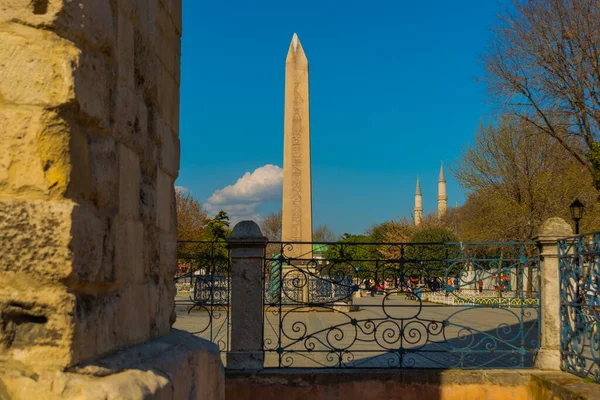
[569,198,585,234]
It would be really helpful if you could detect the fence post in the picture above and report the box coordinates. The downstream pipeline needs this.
[226,221,267,370]
[534,217,572,370]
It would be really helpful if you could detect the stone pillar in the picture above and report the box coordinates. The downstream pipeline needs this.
[227,221,267,370]
[0,1,224,399]
[534,217,573,370]
[302,275,310,304]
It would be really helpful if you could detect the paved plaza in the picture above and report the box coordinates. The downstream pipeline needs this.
[174,293,538,368]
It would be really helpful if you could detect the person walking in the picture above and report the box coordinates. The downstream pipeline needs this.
[587,276,599,305]
[478,279,483,294]
[370,279,377,297]
[577,276,586,304]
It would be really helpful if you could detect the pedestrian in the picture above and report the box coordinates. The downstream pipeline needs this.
[577,276,585,304]
[478,279,483,294]
[587,277,599,305]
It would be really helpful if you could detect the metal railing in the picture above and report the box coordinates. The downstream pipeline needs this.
[175,241,230,355]
[263,241,540,369]
[558,233,600,383]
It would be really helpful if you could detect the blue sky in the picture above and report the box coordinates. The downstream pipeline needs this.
[177,0,510,235]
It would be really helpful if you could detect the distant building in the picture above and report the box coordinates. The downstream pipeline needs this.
[414,162,449,226]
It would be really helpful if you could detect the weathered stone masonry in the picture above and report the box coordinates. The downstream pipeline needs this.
[0,0,181,370]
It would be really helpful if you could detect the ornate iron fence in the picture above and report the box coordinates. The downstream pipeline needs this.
[263,241,540,369]
[175,241,230,355]
[558,233,600,382]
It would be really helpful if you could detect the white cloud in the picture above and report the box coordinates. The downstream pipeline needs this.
[207,164,282,205]
[205,164,282,226]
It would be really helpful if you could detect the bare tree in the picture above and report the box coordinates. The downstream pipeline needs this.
[313,224,336,242]
[485,0,600,185]
[453,115,599,240]
[260,210,282,241]
[176,189,208,241]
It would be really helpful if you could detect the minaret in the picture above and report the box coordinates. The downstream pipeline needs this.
[415,176,423,226]
[281,33,312,259]
[438,161,448,217]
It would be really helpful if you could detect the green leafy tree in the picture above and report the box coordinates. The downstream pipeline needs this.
[405,227,459,280]
[324,234,378,277]
[206,210,232,241]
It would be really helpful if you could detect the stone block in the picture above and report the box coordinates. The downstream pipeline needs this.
[158,117,180,178]
[140,171,157,224]
[117,283,151,346]
[116,5,135,88]
[70,203,110,282]
[0,108,74,199]
[67,127,93,202]
[1,1,116,52]
[171,0,183,35]
[133,27,159,105]
[157,65,180,133]
[118,144,141,218]
[88,135,118,210]
[159,231,177,279]
[0,107,48,195]
[73,50,116,132]
[114,216,146,283]
[113,86,150,157]
[0,199,72,281]
[156,167,173,232]
[148,280,174,338]
[0,0,61,26]
[0,281,77,369]
[92,293,120,357]
[156,4,178,79]
[73,291,120,363]
[37,111,74,197]
[0,24,77,106]
[53,0,117,53]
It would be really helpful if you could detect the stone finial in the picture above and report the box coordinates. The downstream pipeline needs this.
[537,217,573,238]
[229,221,265,240]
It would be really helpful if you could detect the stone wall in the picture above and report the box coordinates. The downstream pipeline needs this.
[0,0,181,371]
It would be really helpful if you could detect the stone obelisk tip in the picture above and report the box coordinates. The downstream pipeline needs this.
[287,33,307,64]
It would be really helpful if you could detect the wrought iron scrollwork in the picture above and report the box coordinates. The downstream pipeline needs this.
[263,241,540,368]
[559,233,600,383]
[175,241,230,354]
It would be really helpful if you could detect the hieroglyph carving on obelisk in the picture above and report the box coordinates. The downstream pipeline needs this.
[282,33,313,259]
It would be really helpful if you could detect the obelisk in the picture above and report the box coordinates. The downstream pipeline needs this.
[281,33,313,259]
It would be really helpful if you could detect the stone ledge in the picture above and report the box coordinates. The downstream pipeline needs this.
[225,369,600,400]
[530,372,600,400]
[0,330,225,400]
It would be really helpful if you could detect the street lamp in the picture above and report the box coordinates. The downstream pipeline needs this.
[569,198,585,234]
